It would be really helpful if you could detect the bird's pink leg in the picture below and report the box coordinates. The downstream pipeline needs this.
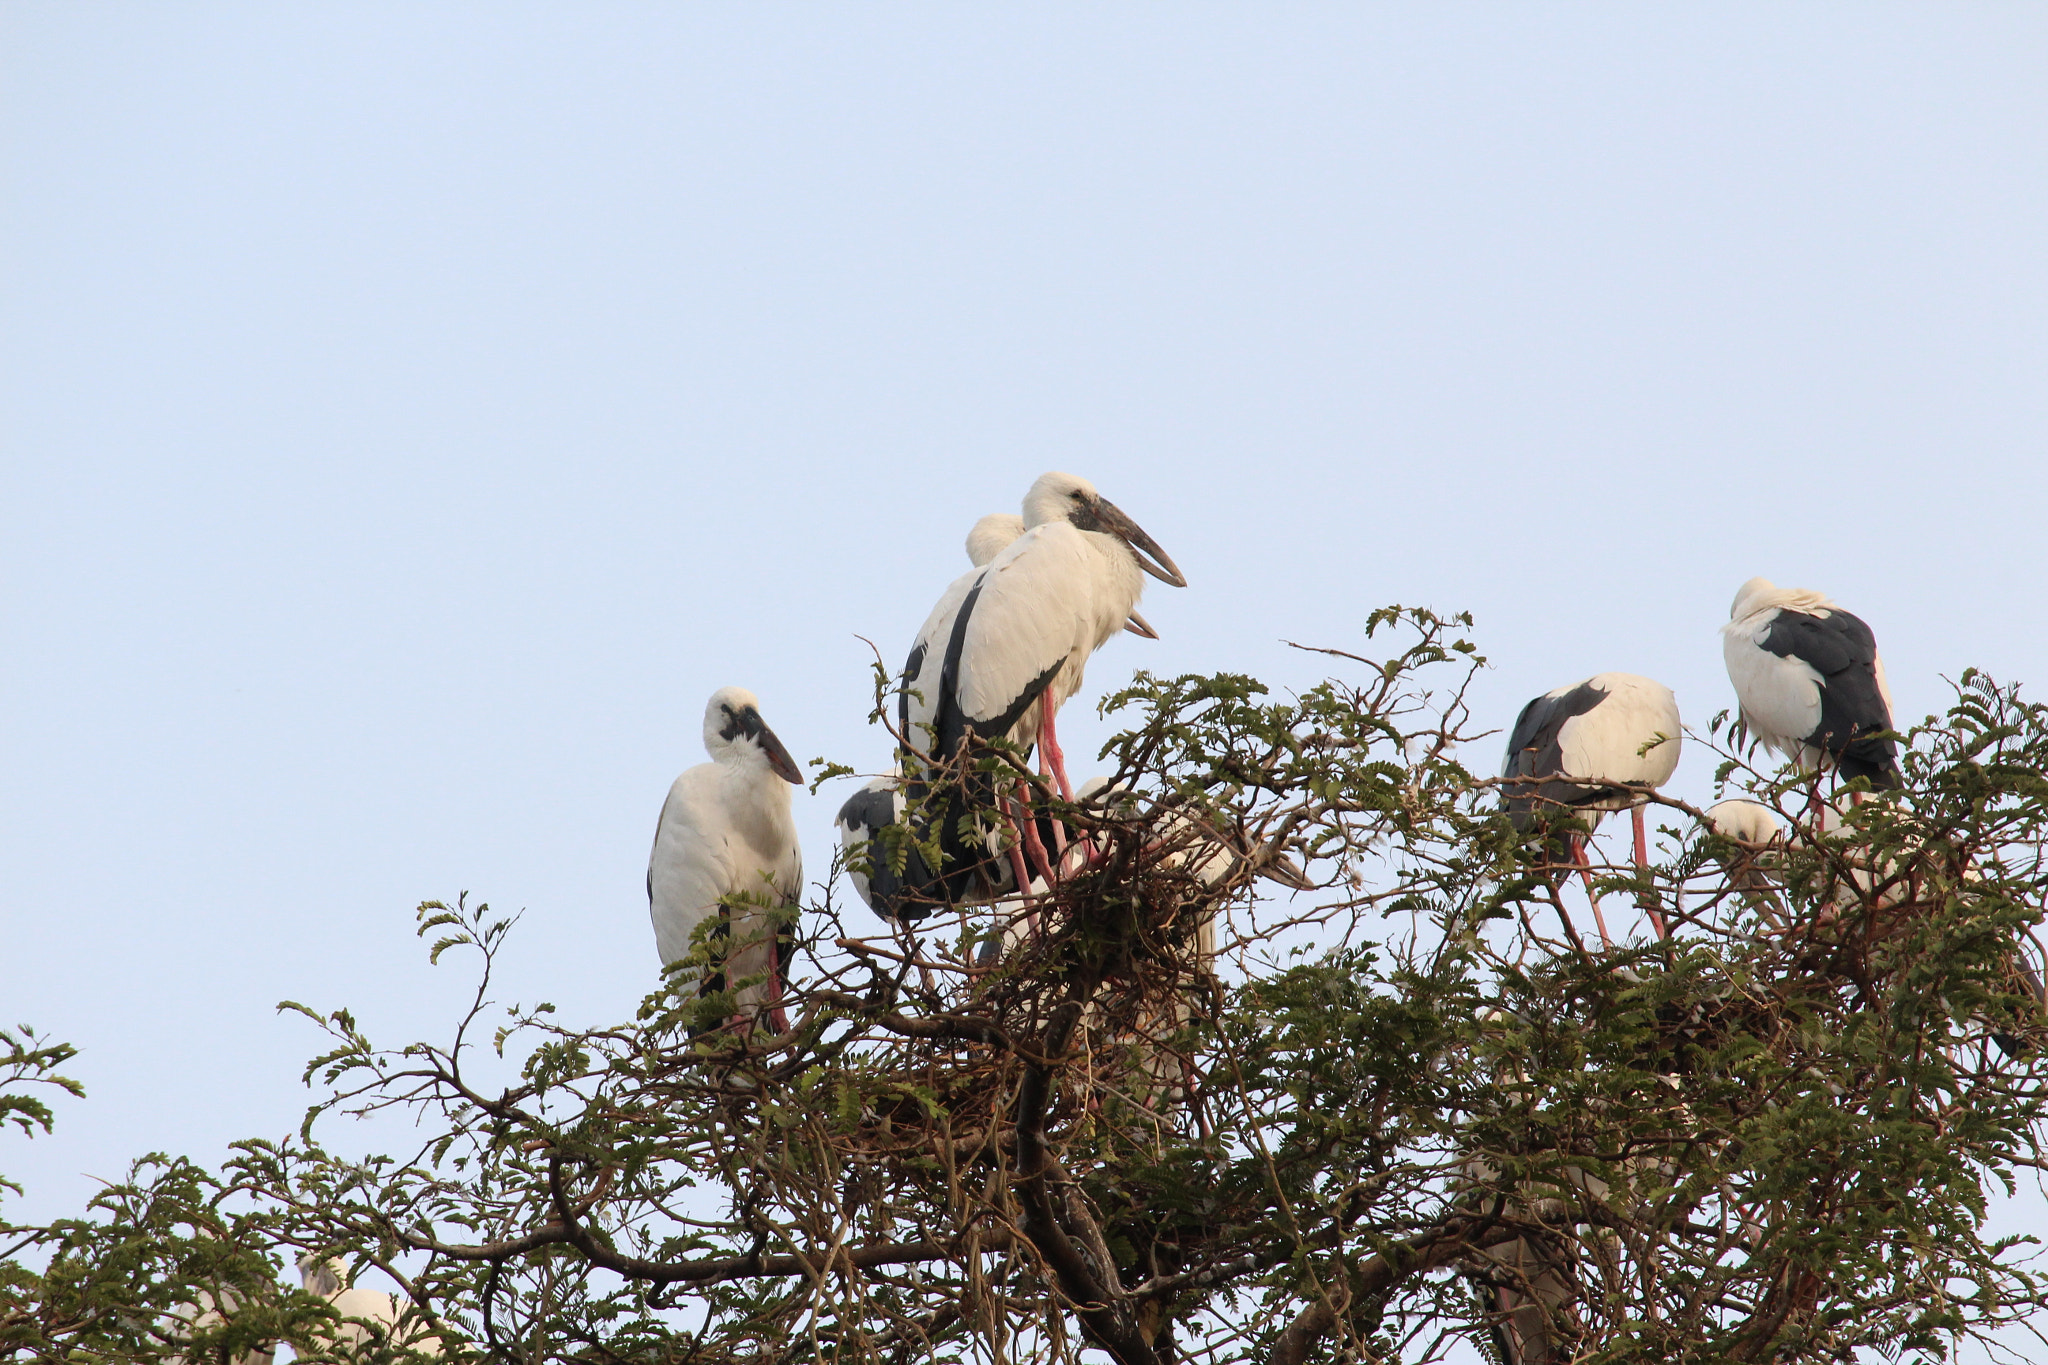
[1573,835,1614,949]
[1012,783,1056,886]
[1040,704,1077,802]
[729,925,792,1036]
[1038,705,1099,862]
[1004,784,1058,944]
[1036,744,1069,860]
[1004,813,1037,900]
[764,947,790,1037]
[1633,806,1668,940]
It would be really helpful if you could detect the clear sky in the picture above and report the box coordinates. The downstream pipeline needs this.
[4,6,2045,1358]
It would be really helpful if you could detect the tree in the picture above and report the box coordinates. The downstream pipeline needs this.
[5,607,2047,1363]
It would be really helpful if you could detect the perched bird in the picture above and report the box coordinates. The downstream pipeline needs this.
[170,1258,447,1364]
[1704,801,2043,1053]
[836,773,906,917]
[881,473,1185,917]
[840,511,1155,919]
[648,687,804,1032]
[298,1258,445,1357]
[967,513,1157,639]
[1721,578,1898,788]
[1704,798,1782,847]
[1704,798,1788,923]
[1502,673,1683,942]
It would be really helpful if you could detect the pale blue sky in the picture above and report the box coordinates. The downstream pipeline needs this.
[4,6,2046,1357]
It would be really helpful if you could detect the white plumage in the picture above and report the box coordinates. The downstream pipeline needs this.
[842,506,1164,919]
[171,1259,447,1364]
[298,1259,445,1357]
[1705,799,1782,847]
[965,512,1026,570]
[907,473,1181,768]
[1502,673,1683,832]
[1721,577,1898,787]
[882,473,1185,915]
[1502,672,1683,941]
[648,686,804,1031]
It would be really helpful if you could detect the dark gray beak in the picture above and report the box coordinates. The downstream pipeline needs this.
[753,715,804,785]
[1093,496,1187,588]
[1123,610,1158,639]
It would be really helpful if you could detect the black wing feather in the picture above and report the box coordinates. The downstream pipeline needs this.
[1502,681,1612,831]
[887,574,1064,917]
[1758,609,1898,786]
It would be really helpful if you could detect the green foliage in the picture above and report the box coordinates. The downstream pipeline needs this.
[4,610,2047,1364]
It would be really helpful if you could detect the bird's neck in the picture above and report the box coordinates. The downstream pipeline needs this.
[721,759,794,850]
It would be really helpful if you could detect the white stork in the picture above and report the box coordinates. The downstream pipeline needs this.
[878,474,1184,917]
[1721,578,1899,789]
[648,687,804,1032]
[1503,672,1683,942]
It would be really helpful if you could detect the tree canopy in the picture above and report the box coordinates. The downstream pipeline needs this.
[6,608,2046,1364]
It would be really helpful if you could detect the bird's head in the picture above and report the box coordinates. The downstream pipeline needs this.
[702,686,803,784]
[1729,577,1778,621]
[965,512,1027,568]
[1707,799,1782,846]
[1730,576,1837,623]
[1021,471,1188,589]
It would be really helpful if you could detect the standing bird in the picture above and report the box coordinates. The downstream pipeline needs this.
[1503,673,1683,942]
[1721,578,1899,788]
[966,513,1159,640]
[885,473,1185,917]
[649,687,804,1033]
[840,512,1155,919]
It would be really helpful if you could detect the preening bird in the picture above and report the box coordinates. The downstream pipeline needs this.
[1722,577,1899,788]
[1503,672,1683,941]
[649,687,804,1032]
[879,473,1185,917]
[1704,798,1787,921]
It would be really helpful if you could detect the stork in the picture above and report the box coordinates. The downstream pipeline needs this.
[885,473,1185,916]
[1704,798,1787,924]
[1703,800,2044,1052]
[1721,578,1899,790]
[171,1258,449,1364]
[1503,673,1683,943]
[297,1258,446,1357]
[840,509,1158,921]
[648,687,804,1033]
[966,513,1158,639]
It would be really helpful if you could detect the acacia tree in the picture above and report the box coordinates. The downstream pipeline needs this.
[5,607,2047,1363]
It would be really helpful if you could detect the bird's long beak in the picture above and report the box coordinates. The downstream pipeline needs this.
[1123,610,1158,639]
[1093,496,1187,588]
[756,722,804,785]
